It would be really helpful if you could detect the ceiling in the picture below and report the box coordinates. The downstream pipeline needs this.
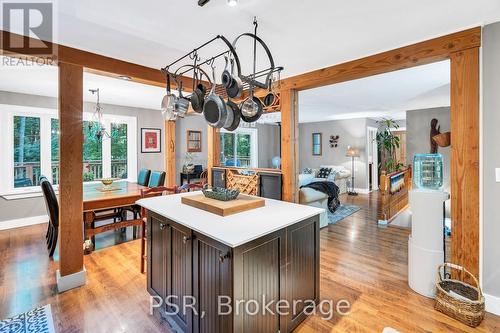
[298,60,450,123]
[0,58,166,110]
[4,0,500,79]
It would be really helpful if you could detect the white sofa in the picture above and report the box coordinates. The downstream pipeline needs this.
[298,165,351,228]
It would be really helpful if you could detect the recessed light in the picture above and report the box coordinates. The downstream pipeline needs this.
[118,75,132,81]
[227,0,238,7]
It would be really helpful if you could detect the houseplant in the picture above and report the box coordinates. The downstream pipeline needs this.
[376,118,404,173]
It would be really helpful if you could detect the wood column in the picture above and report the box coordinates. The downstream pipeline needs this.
[58,62,84,277]
[450,47,480,278]
[280,89,299,202]
[207,126,220,186]
[165,120,176,187]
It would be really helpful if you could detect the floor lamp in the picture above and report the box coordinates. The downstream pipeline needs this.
[346,147,360,196]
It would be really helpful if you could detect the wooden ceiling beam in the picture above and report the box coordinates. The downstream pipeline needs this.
[0,30,199,92]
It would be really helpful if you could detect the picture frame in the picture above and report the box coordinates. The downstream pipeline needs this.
[312,133,322,156]
[187,130,202,152]
[141,128,161,153]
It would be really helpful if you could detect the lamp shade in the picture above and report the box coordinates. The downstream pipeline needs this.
[346,146,360,157]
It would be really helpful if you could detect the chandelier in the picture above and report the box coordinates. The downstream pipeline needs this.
[89,88,110,140]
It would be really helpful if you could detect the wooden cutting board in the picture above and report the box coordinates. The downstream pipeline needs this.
[181,194,265,217]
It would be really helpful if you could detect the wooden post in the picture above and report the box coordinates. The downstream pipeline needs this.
[57,62,85,291]
[165,120,176,186]
[280,89,299,202]
[207,126,220,186]
[450,47,480,278]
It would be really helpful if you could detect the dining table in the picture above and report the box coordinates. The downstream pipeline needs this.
[83,180,148,253]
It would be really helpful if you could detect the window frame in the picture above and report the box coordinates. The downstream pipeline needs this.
[220,127,258,168]
[0,104,137,196]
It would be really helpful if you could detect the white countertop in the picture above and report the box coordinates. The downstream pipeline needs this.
[136,192,325,248]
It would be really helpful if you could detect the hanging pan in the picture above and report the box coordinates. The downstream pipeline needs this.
[161,72,177,121]
[203,66,228,128]
[226,58,243,99]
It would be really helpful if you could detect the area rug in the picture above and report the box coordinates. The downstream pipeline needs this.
[327,204,360,224]
[0,304,55,333]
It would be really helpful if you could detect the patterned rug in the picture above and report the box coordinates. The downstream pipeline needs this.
[0,305,55,333]
[327,204,360,224]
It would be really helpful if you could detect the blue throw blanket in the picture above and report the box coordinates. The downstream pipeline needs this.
[301,181,340,213]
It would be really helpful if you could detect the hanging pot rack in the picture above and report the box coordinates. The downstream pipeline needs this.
[160,18,283,95]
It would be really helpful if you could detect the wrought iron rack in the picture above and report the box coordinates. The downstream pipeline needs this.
[160,18,283,96]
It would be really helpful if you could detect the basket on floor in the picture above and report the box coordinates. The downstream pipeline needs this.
[434,263,485,327]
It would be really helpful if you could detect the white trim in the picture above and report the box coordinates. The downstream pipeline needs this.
[0,215,48,230]
[354,188,371,194]
[57,266,87,293]
[485,293,500,316]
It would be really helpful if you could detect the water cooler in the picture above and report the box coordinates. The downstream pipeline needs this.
[408,153,448,298]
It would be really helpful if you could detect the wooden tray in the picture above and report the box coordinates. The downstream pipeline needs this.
[181,194,265,217]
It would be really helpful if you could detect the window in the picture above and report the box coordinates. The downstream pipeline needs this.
[312,133,322,156]
[111,123,128,179]
[83,121,103,182]
[13,116,41,188]
[219,128,257,168]
[0,105,137,195]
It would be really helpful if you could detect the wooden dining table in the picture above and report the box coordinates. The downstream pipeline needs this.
[83,181,148,252]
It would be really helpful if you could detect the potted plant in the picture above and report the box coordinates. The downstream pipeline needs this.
[376,118,404,173]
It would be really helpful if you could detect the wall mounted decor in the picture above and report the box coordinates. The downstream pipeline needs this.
[141,128,161,153]
[187,130,202,152]
[329,135,340,148]
[312,133,322,156]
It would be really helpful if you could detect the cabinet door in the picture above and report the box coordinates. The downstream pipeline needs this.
[192,232,233,333]
[212,168,226,188]
[259,173,282,200]
[147,215,168,303]
[166,220,193,333]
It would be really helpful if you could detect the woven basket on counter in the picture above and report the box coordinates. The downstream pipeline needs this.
[434,263,485,328]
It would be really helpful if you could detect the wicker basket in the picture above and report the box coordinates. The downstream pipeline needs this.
[434,263,485,327]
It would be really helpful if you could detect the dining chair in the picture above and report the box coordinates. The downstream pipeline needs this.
[39,177,59,257]
[137,168,151,187]
[148,171,166,187]
[178,182,205,193]
[139,185,178,273]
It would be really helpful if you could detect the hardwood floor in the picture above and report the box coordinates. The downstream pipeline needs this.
[0,193,499,332]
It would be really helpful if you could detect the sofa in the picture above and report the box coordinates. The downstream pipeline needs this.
[298,165,351,229]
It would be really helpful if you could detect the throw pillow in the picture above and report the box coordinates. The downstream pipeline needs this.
[317,167,332,178]
[303,168,313,174]
[327,170,339,182]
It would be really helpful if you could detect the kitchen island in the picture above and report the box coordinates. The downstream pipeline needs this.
[137,192,324,333]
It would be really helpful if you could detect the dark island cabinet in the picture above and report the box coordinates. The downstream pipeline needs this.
[147,211,320,333]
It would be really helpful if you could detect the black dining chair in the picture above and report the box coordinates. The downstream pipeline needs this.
[39,176,59,257]
[148,171,166,187]
[137,168,151,186]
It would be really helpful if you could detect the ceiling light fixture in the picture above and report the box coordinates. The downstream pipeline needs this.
[118,75,131,81]
[227,0,238,6]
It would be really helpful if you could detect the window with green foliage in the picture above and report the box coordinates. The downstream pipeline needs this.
[111,123,128,179]
[83,121,103,181]
[219,129,256,168]
[1,106,137,193]
[13,116,40,188]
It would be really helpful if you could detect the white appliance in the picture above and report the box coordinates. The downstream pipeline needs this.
[408,189,449,298]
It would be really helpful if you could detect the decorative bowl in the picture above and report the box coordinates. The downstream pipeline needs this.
[202,187,240,201]
[98,178,119,187]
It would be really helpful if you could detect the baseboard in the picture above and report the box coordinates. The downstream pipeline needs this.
[353,188,371,194]
[57,267,87,293]
[485,293,500,316]
[0,215,48,231]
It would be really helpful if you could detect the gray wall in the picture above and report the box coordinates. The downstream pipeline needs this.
[256,123,281,169]
[482,22,500,298]
[0,91,165,223]
[175,114,208,177]
[299,118,368,190]
[406,107,451,217]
